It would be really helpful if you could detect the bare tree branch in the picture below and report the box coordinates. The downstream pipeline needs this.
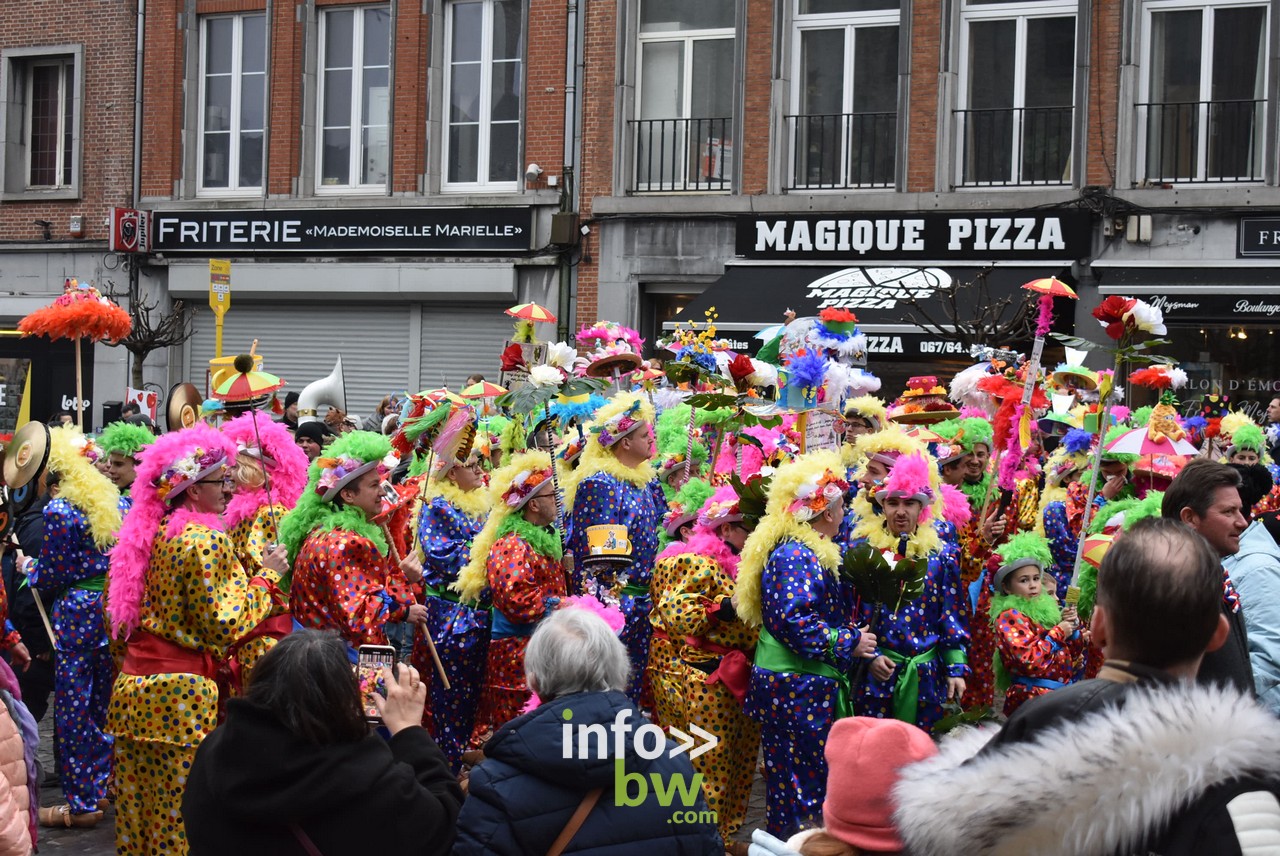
[106,274,196,389]
[897,266,1037,350]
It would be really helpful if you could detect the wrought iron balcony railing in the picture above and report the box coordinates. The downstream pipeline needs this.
[785,111,896,190]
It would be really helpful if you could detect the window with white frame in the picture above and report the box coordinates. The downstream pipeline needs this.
[317,6,390,191]
[443,0,524,191]
[199,14,266,194]
[0,46,82,198]
[956,0,1075,187]
[634,0,735,192]
[1139,0,1267,183]
[789,0,899,190]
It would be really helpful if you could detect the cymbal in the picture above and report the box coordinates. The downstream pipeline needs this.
[3,422,50,490]
[166,382,202,433]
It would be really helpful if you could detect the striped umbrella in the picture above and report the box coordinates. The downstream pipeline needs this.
[461,381,508,399]
[504,302,558,324]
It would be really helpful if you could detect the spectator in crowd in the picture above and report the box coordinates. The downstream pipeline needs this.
[362,396,394,433]
[293,421,332,462]
[1162,460,1254,694]
[1225,463,1280,714]
[0,659,35,856]
[453,607,722,855]
[46,412,73,428]
[280,392,299,430]
[1266,397,1280,462]
[120,402,141,419]
[892,518,1280,855]
[747,718,938,856]
[183,630,462,856]
[464,374,485,388]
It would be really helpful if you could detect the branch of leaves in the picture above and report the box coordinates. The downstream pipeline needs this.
[685,392,783,430]
[1051,334,1176,366]
[497,376,607,417]
[839,543,929,612]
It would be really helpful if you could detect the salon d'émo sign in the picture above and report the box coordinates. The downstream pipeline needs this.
[736,210,1092,262]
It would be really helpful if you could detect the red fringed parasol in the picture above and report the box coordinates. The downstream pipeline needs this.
[18,279,132,428]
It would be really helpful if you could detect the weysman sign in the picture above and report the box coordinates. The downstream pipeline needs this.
[736,210,1092,261]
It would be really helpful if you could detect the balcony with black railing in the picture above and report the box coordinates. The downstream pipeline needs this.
[784,111,896,191]
[955,105,1073,187]
[630,116,733,193]
[1137,99,1265,184]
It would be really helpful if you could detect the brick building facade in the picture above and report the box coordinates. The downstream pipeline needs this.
[576,0,1280,410]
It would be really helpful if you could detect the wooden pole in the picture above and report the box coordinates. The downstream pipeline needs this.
[74,336,84,429]
[382,522,451,690]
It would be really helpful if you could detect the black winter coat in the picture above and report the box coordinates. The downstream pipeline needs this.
[452,690,723,856]
[183,698,463,856]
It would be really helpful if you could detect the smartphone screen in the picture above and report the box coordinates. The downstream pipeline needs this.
[356,645,397,721]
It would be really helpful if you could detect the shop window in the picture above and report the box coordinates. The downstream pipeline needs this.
[0,46,82,200]
[632,0,735,193]
[317,6,391,192]
[198,14,266,195]
[442,0,524,192]
[956,0,1075,187]
[788,0,898,190]
[1137,2,1267,184]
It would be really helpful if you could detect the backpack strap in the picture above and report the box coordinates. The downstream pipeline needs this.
[545,787,604,856]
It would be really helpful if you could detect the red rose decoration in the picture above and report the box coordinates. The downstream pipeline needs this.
[500,343,527,372]
[727,353,755,382]
[1091,295,1137,340]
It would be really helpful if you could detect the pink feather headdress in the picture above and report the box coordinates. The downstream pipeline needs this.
[221,411,310,529]
[107,423,239,639]
[873,451,936,524]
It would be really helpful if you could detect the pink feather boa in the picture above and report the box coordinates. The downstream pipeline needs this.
[655,529,740,579]
[221,412,310,530]
[999,403,1026,491]
[939,483,973,526]
[107,424,239,639]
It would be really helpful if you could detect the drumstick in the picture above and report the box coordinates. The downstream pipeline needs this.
[382,522,450,690]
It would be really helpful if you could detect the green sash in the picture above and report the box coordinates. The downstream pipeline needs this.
[881,646,939,725]
[753,626,852,719]
[422,582,460,603]
[72,575,106,593]
[619,583,650,599]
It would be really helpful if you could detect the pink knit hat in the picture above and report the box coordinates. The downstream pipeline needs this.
[822,717,937,851]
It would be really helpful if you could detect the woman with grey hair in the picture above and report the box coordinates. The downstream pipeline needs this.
[453,607,723,855]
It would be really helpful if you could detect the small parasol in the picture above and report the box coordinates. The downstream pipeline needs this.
[419,387,468,406]
[212,353,286,403]
[18,279,132,429]
[505,302,558,324]
[1105,425,1199,457]
[460,381,508,400]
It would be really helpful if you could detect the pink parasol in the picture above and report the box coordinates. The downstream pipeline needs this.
[1105,425,1199,457]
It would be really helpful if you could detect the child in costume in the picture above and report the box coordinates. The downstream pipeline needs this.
[28,427,128,828]
[411,405,492,769]
[989,532,1086,716]
[736,450,872,837]
[455,451,566,745]
[654,485,760,840]
[851,452,969,733]
[96,420,155,505]
[106,424,290,855]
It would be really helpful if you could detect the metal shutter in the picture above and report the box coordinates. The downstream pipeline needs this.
[186,302,412,416]
[418,304,511,391]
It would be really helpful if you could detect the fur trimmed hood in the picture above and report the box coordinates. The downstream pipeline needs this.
[893,681,1280,856]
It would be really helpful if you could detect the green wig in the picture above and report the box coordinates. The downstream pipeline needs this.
[278,430,391,585]
[97,421,156,460]
[658,477,717,550]
[993,530,1053,568]
[1231,423,1266,455]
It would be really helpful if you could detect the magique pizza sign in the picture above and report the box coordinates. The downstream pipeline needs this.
[736,210,1092,261]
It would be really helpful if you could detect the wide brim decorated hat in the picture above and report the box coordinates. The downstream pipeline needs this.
[888,376,958,424]
[577,321,645,378]
[1051,364,1099,391]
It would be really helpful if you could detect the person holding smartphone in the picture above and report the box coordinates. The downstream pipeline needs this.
[184,630,462,856]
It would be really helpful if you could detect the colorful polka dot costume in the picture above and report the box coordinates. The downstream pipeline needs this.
[852,544,969,732]
[469,530,565,747]
[651,539,759,838]
[994,606,1087,716]
[569,472,664,702]
[29,496,130,816]
[744,539,860,838]
[107,518,286,856]
[413,495,489,769]
[290,528,415,650]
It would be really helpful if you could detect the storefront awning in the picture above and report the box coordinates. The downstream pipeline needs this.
[668,263,1073,334]
[1095,265,1280,324]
